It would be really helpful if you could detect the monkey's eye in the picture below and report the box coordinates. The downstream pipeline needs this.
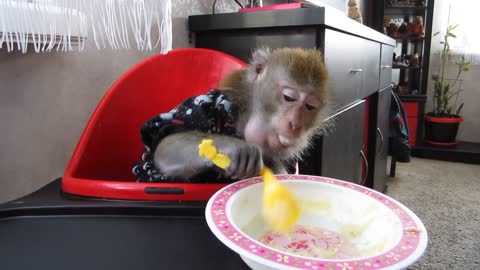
[305,103,318,111]
[283,94,296,102]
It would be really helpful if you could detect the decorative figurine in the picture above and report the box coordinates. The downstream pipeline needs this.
[348,0,363,24]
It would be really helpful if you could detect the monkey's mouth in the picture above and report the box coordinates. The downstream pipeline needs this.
[278,135,293,147]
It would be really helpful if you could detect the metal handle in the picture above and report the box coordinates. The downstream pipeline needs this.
[376,128,384,157]
[381,65,391,69]
[360,149,368,186]
[349,68,363,73]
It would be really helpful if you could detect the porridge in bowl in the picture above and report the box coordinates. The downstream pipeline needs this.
[236,180,403,260]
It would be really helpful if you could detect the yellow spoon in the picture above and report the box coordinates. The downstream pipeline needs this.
[199,139,301,233]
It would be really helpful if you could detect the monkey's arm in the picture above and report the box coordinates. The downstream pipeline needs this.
[153,132,212,180]
[133,89,261,182]
[154,132,262,181]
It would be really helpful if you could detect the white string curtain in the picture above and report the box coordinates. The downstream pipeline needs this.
[432,0,480,64]
[0,0,172,54]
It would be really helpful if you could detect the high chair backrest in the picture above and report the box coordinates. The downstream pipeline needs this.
[62,48,246,201]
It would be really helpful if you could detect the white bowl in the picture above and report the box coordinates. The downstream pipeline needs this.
[205,174,428,270]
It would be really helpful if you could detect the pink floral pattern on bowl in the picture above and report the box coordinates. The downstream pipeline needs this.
[207,175,427,270]
[260,224,360,260]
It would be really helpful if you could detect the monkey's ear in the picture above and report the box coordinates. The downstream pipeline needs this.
[247,47,271,81]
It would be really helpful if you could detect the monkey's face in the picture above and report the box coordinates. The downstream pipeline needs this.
[242,47,330,159]
[272,79,323,142]
[244,77,324,157]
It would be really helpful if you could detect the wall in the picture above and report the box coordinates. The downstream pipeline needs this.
[0,1,238,204]
[425,1,480,143]
[454,65,480,142]
[425,61,480,143]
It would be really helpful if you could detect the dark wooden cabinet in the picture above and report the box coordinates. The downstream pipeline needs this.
[372,86,392,192]
[188,7,395,192]
[380,44,394,89]
[320,100,366,184]
[193,29,318,63]
[296,100,366,183]
[324,30,380,111]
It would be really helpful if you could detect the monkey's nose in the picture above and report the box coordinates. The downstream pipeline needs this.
[289,121,300,130]
[288,122,302,137]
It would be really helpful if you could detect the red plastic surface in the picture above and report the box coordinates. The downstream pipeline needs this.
[402,102,419,146]
[62,48,247,201]
[402,102,419,117]
[424,115,463,123]
[407,117,418,145]
[239,3,302,12]
[424,140,459,146]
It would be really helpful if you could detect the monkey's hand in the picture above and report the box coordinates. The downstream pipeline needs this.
[212,136,263,180]
[154,132,262,181]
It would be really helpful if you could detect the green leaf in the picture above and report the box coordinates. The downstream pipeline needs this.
[448,33,457,38]
[456,103,464,115]
[449,24,459,30]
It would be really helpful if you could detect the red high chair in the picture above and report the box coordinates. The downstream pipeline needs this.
[62,48,246,201]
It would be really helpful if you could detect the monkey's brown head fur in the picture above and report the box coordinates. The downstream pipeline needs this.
[246,47,330,110]
[223,47,331,162]
[269,48,328,92]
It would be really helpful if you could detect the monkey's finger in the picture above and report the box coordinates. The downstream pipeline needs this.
[226,150,241,178]
[242,147,253,179]
[233,147,249,179]
[245,146,260,179]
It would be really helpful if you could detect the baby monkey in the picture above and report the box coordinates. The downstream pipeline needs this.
[133,47,330,182]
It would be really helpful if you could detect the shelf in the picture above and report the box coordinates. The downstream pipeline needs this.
[394,36,425,42]
[393,66,422,70]
[378,0,435,164]
[384,7,427,16]
[412,141,480,164]
[398,94,427,102]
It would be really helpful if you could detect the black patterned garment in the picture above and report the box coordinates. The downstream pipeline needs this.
[132,89,240,183]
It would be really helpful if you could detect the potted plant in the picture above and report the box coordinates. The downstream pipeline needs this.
[424,24,471,146]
